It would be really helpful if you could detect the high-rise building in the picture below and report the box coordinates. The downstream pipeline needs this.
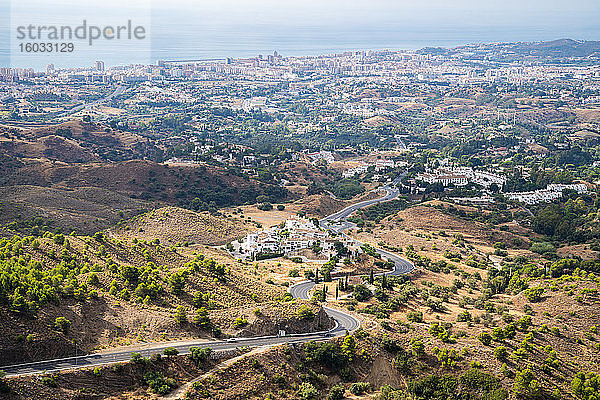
[46,64,55,74]
[94,60,105,71]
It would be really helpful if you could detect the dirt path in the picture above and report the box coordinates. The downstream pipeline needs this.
[161,345,275,400]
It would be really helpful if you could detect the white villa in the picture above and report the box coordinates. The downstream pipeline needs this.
[342,159,396,178]
[417,164,506,189]
[505,183,588,205]
[239,216,352,259]
[342,164,368,178]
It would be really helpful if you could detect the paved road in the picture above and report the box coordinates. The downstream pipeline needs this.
[2,332,331,377]
[2,176,411,377]
[289,176,413,330]
[58,85,125,118]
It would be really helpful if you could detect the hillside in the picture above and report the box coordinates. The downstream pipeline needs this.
[0,120,289,235]
[109,206,251,246]
[0,185,153,234]
[0,120,160,163]
[0,222,329,365]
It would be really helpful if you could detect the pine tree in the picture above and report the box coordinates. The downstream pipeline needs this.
[314,269,319,284]
[369,269,374,284]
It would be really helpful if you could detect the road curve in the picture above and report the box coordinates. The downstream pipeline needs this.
[2,178,412,377]
[289,178,414,334]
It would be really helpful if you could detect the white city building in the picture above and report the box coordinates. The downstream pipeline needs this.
[505,183,588,205]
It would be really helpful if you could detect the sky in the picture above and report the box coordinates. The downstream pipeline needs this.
[151,0,600,29]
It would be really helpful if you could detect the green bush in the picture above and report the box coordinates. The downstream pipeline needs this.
[406,311,423,323]
[297,305,316,320]
[304,340,350,370]
[478,332,492,346]
[193,307,211,329]
[456,310,472,322]
[525,287,544,303]
[297,382,318,400]
[572,372,600,400]
[233,317,248,328]
[494,346,508,360]
[163,347,179,357]
[328,384,345,400]
[174,306,187,324]
[144,371,177,395]
[41,375,57,388]
[513,369,541,398]
[189,346,212,364]
[353,284,372,302]
[54,317,71,334]
[349,382,371,395]
[530,242,555,255]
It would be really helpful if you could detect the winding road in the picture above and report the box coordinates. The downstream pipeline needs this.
[2,178,412,377]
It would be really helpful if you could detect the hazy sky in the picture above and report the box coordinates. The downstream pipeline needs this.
[152,0,600,29]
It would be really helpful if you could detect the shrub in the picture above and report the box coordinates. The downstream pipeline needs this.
[411,337,426,357]
[174,306,187,324]
[272,373,286,388]
[353,284,372,302]
[130,352,146,364]
[54,317,71,334]
[530,242,555,255]
[381,335,402,353]
[144,371,177,395]
[393,346,414,374]
[163,347,179,357]
[379,385,407,399]
[87,273,100,286]
[457,310,472,322]
[328,384,345,400]
[572,372,600,400]
[304,341,350,370]
[525,287,544,303]
[494,346,508,360]
[349,382,371,395]
[41,375,57,388]
[513,369,541,398]
[298,305,315,320]
[189,347,212,364]
[233,317,248,328]
[433,347,462,369]
[297,382,318,400]
[257,202,273,211]
[478,332,492,346]
[429,323,455,343]
[193,307,211,328]
[406,311,423,323]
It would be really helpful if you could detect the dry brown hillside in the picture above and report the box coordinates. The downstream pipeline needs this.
[109,207,251,246]
[0,185,153,234]
[0,229,330,365]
